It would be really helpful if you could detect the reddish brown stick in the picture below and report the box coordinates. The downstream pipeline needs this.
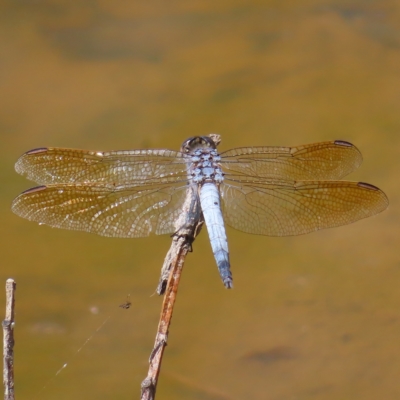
[140,235,191,400]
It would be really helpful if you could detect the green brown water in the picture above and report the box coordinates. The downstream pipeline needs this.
[1,1,399,399]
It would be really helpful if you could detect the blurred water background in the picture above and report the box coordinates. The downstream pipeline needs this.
[1,1,399,399]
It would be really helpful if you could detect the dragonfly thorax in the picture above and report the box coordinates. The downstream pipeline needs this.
[188,148,224,185]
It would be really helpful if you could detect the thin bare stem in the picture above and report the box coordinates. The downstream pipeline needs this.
[140,235,191,400]
[3,279,16,400]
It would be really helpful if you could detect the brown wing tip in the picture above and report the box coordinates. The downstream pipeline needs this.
[25,147,49,155]
[358,182,389,210]
[15,148,49,175]
[357,182,389,214]
[334,140,354,147]
[20,185,47,195]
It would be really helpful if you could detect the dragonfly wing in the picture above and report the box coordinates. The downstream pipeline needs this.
[221,180,388,236]
[11,181,192,238]
[220,141,362,180]
[15,147,188,185]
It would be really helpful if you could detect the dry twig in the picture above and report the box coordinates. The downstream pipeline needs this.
[141,214,203,400]
[3,279,16,400]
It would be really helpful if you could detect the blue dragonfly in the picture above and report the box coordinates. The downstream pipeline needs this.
[12,135,388,288]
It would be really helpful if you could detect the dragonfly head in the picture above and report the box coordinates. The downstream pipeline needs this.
[180,136,217,154]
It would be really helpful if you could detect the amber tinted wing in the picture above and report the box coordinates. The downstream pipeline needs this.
[221,180,388,236]
[15,147,188,185]
[11,181,191,237]
[220,141,362,180]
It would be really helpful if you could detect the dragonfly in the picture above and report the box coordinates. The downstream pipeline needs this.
[11,135,388,288]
